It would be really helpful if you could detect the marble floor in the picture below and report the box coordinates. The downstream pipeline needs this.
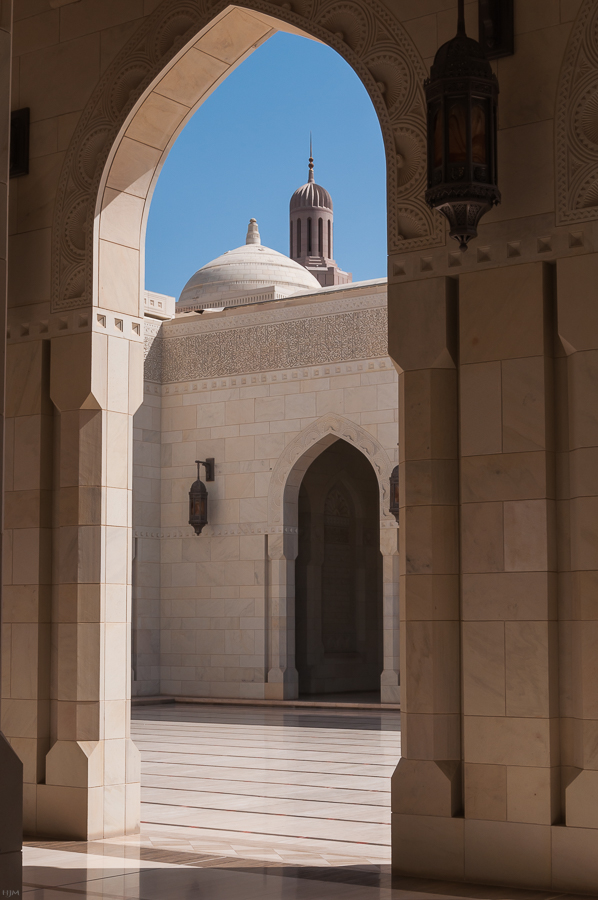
[22,704,595,899]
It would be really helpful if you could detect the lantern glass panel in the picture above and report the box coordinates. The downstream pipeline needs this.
[448,99,468,163]
[472,99,487,164]
[433,105,444,168]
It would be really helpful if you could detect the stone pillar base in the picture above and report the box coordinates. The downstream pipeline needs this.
[0,735,22,895]
[381,684,400,704]
[35,739,141,839]
[36,783,140,840]
[393,814,598,894]
[0,851,22,897]
[264,678,298,700]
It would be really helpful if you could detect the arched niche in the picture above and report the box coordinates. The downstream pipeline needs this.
[52,0,440,319]
[295,441,384,698]
[265,415,399,704]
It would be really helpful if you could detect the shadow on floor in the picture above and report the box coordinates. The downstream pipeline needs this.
[23,843,593,900]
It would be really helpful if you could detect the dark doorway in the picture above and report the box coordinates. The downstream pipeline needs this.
[295,440,383,698]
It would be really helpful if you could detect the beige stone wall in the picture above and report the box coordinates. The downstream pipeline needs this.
[388,254,598,892]
[133,284,399,701]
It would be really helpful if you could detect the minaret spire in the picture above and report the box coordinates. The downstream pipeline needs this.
[457,0,466,35]
[308,132,314,184]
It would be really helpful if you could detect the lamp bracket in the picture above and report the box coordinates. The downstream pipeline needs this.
[196,458,215,482]
[478,0,514,59]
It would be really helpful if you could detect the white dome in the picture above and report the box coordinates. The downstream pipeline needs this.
[178,219,321,311]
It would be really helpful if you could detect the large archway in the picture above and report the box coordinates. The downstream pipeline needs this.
[25,0,419,841]
[53,1,437,321]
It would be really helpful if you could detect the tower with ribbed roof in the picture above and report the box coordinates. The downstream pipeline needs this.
[289,140,352,287]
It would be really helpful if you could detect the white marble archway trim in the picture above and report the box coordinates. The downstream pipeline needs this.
[267,413,397,531]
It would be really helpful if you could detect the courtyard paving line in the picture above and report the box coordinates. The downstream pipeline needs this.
[139,750,396,776]
[141,786,391,822]
[141,772,390,803]
[134,740,397,765]
[133,727,401,751]
[141,800,390,839]
[140,760,390,789]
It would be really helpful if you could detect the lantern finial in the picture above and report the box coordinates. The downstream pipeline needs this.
[457,0,465,35]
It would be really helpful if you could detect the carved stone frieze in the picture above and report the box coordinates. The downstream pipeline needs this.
[557,0,598,225]
[144,318,163,383]
[52,0,441,313]
[156,306,387,383]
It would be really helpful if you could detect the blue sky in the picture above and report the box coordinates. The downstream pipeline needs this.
[145,32,387,299]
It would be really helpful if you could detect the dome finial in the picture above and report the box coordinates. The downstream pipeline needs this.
[308,132,314,183]
[246,218,261,245]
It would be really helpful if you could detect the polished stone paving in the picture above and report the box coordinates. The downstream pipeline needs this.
[21,704,594,898]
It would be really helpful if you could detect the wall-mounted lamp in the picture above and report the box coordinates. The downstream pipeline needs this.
[390,466,400,523]
[189,458,214,535]
[425,0,500,251]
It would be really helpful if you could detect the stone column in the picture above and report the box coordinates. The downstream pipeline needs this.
[265,531,298,700]
[459,263,559,887]
[556,254,598,841]
[32,328,143,839]
[2,341,52,835]
[388,277,462,877]
[0,0,24,893]
[380,527,400,704]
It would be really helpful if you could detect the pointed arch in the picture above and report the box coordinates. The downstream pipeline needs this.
[267,413,396,529]
[52,0,441,314]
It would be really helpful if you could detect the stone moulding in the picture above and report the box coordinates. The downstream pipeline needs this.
[556,0,598,225]
[267,413,396,527]
[52,0,442,314]
[144,357,393,392]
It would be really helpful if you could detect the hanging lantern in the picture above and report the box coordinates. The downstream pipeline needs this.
[425,0,500,251]
[189,458,214,536]
[390,465,400,523]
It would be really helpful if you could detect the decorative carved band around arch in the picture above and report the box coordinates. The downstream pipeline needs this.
[556,0,598,225]
[52,0,441,313]
[267,413,396,527]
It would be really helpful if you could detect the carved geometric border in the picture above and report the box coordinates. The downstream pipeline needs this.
[52,0,442,313]
[556,0,598,225]
[267,413,396,528]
